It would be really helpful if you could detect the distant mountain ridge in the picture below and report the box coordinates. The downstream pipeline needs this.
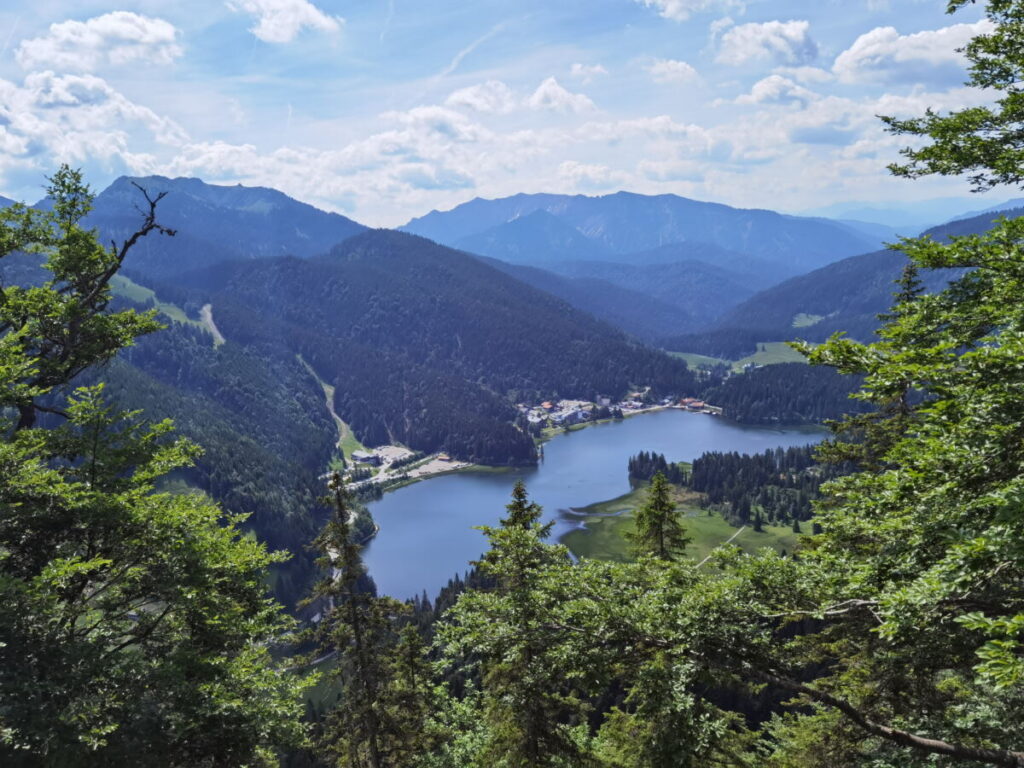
[454,209,614,265]
[481,258,700,341]
[402,190,884,273]
[85,176,367,281]
[683,207,1023,354]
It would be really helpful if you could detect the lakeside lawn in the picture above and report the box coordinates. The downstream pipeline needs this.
[562,484,800,563]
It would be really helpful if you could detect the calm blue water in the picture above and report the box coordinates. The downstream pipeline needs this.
[362,409,826,599]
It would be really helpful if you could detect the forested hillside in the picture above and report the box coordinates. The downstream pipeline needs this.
[174,229,697,464]
[487,256,761,340]
[701,208,1022,349]
[482,258,699,340]
[97,321,344,604]
[702,363,870,424]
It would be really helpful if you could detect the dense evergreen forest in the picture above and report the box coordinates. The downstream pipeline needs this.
[4,6,1024,766]
[660,326,763,359]
[627,449,689,485]
[702,362,870,424]
[628,446,851,527]
[172,230,697,464]
[687,445,851,526]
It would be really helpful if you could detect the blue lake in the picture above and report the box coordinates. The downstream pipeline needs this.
[362,409,826,600]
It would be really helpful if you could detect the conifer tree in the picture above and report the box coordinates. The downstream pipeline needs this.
[440,481,589,767]
[308,472,414,768]
[629,473,690,560]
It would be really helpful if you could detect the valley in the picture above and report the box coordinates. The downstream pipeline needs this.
[73,176,991,595]
[6,4,1022,766]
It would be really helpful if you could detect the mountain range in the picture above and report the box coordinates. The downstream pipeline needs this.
[401,190,888,273]
[665,207,1019,357]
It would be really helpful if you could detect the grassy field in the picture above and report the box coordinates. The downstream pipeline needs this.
[668,350,729,369]
[732,341,810,371]
[298,356,366,462]
[561,485,800,563]
[324,381,365,460]
[110,274,203,329]
[666,342,815,372]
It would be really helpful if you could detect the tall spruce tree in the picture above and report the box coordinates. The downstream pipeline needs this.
[307,472,438,768]
[0,168,309,764]
[629,473,690,561]
[439,481,591,767]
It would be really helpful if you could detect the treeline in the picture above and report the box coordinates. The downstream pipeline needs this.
[627,445,850,527]
[688,445,853,526]
[702,362,869,424]
[627,450,688,485]
[660,327,762,360]
[173,230,699,465]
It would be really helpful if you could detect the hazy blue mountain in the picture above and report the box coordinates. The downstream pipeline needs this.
[549,259,756,321]
[801,197,982,230]
[454,209,613,265]
[400,192,570,244]
[831,218,902,244]
[0,195,14,208]
[952,196,1024,221]
[481,257,700,340]
[402,191,883,273]
[84,176,366,280]
[701,208,1020,349]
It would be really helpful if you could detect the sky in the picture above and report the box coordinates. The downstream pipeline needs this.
[0,0,1008,227]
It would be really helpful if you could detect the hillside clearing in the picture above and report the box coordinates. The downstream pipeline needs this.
[562,485,800,562]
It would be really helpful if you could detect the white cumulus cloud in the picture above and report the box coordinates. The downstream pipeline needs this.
[647,59,699,83]
[570,63,608,84]
[445,80,518,114]
[16,12,182,72]
[735,75,817,106]
[833,20,993,85]
[527,77,595,113]
[558,160,623,190]
[0,70,186,183]
[717,20,818,66]
[633,0,743,22]
[226,0,343,44]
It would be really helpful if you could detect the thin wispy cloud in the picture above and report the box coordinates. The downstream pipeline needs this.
[437,21,508,78]
[380,0,395,42]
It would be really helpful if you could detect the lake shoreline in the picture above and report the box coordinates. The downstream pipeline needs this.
[362,407,827,600]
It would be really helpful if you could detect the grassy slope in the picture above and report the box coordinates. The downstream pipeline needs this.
[297,356,367,464]
[731,341,810,371]
[666,342,816,372]
[668,350,729,368]
[110,274,203,329]
[562,485,800,563]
